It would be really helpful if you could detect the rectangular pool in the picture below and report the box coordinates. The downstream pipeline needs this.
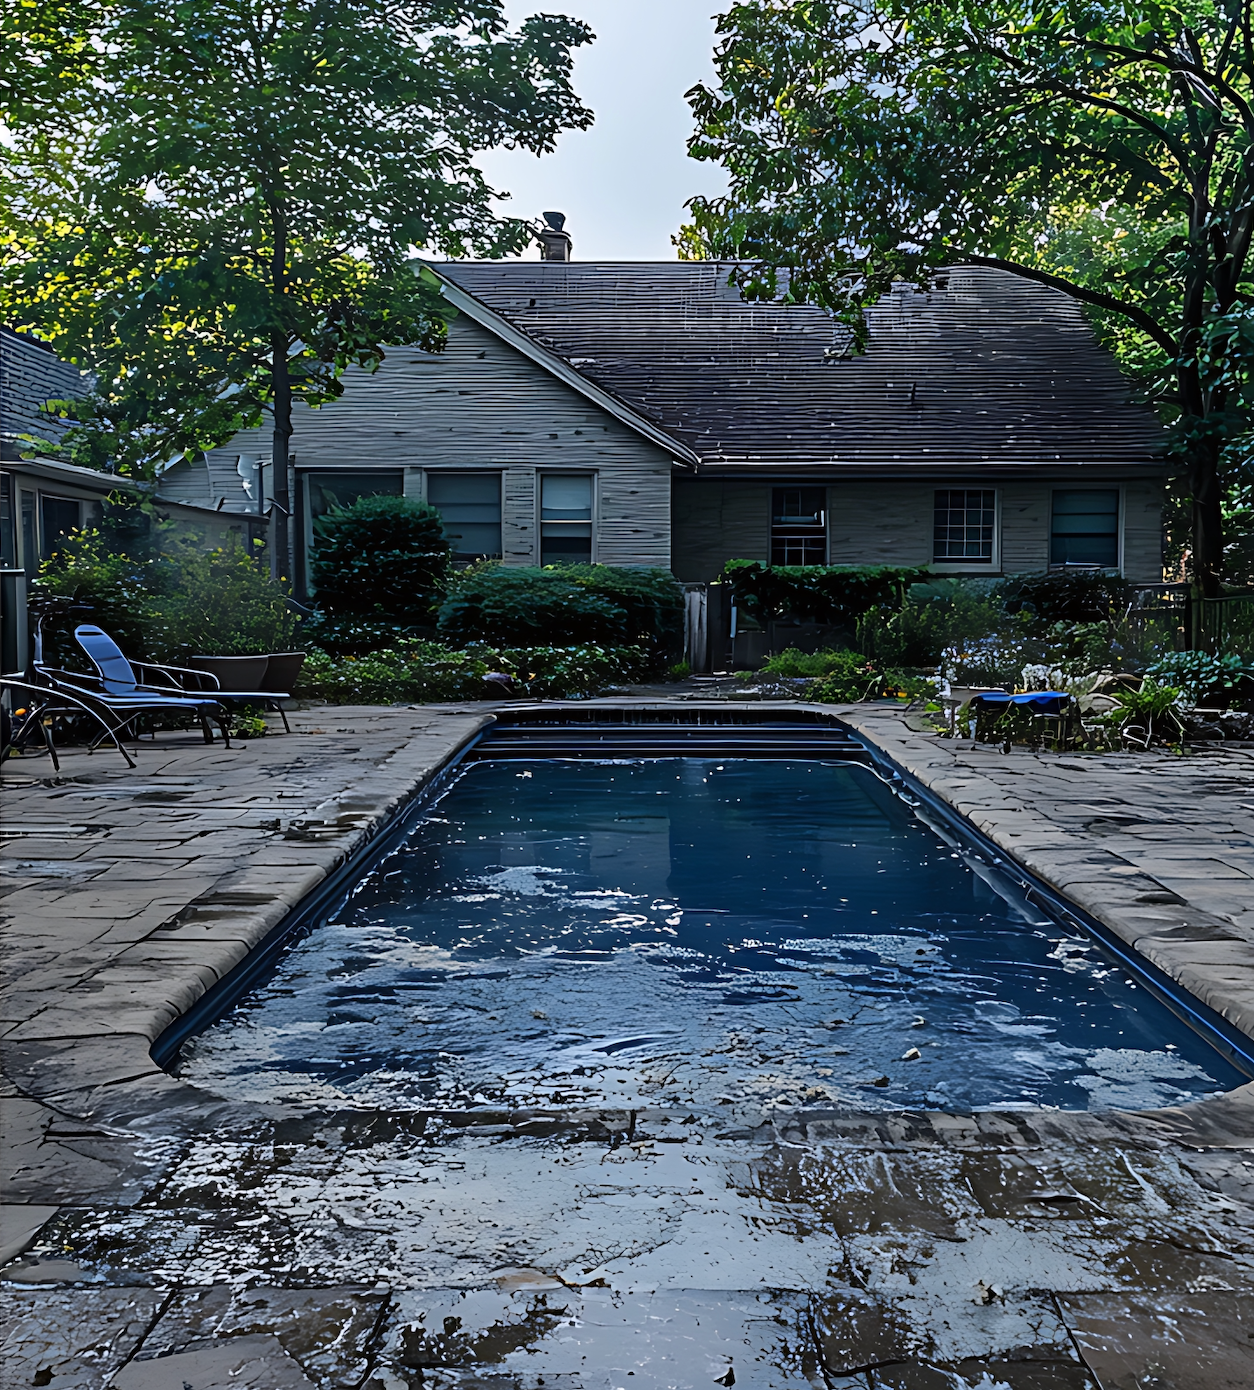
[180,758,1243,1112]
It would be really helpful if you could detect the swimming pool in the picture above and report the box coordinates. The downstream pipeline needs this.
[179,757,1244,1112]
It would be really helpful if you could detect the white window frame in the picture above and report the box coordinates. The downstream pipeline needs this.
[536,470,597,566]
[929,487,1002,574]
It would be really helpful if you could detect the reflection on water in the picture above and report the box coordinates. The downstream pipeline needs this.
[181,760,1242,1112]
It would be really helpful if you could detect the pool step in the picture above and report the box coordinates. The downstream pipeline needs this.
[469,723,869,761]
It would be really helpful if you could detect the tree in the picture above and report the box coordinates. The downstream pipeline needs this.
[681,1,1254,595]
[0,0,592,578]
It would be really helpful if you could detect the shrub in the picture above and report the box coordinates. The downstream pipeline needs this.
[999,571,1129,627]
[299,612,429,658]
[310,495,449,622]
[1147,651,1254,706]
[295,641,649,704]
[33,529,158,663]
[723,560,926,625]
[144,538,299,659]
[766,648,935,703]
[437,567,627,648]
[858,579,1008,667]
[553,564,684,657]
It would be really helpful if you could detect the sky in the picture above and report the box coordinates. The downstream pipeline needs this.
[474,0,730,260]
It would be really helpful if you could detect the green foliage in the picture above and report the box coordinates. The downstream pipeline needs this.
[1147,652,1254,705]
[792,650,932,703]
[144,539,299,660]
[310,495,449,622]
[681,1,1250,590]
[297,613,429,658]
[437,565,682,655]
[32,529,157,662]
[999,572,1130,628]
[33,529,295,662]
[552,565,685,656]
[723,561,927,625]
[296,642,649,704]
[1110,678,1186,742]
[858,579,1009,668]
[1,1,593,475]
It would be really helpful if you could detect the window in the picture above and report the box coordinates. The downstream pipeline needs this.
[427,472,502,562]
[1051,490,1119,568]
[934,489,996,564]
[0,473,15,569]
[40,495,80,562]
[299,469,403,595]
[540,474,593,566]
[20,491,36,578]
[770,487,827,566]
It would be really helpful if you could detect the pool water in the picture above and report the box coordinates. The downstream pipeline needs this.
[181,759,1243,1112]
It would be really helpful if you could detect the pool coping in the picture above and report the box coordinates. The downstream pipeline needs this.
[143,698,1254,1147]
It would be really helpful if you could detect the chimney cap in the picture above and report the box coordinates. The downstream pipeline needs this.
[536,211,572,261]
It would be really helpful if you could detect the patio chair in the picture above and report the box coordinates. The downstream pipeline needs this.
[73,625,294,734]
[969,690,1074,750]
[1,676,138,769]
[34,624,232,749]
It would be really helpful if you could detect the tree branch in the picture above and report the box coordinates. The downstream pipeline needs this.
[957,254,1179,358]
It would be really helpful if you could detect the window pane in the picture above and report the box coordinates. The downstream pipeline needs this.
[1051,490,1119,567]
[40,495,80,559]
[428,472,502,560]
[770,487,827,566]
[540,475,593,566]
[933,489,995,562]
[541,474,592,519]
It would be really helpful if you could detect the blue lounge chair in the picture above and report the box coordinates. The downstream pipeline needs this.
[73,627,295,734]
[35,625,232,748]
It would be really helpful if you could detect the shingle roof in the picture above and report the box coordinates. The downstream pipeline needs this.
[436,261,1166,475]
[1,327,88,462]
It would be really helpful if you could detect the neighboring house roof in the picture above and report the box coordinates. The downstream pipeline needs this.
[2,453,141,496]
[1,327,89,462]
[435,261,1166,475]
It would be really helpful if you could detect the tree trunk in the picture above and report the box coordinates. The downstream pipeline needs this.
[270,335,292,587]
[1188,436,1224,600]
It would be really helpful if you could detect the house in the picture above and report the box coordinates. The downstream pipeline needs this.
[172,256,1166,598]
[1,326,267,670]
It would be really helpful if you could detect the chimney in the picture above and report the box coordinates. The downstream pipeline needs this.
[536,211,572,262]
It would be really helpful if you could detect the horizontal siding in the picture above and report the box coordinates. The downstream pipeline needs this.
[827,481,934,567]
[671,480,769,581]
[1122,477,1165,583]
[503,467,537,565]
[206,316,675,568]
[1000,482,1051,573]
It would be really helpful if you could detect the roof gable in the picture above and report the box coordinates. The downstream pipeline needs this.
[435,261,1165,473]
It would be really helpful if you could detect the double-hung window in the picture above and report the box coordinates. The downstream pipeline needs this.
[540,474,593,566]
[770,487,827,566]
[1050,490,1119,568]
[427,472,502,562]
[933,489,996,565]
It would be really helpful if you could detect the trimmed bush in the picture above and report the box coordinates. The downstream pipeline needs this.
[438,567,627,648]
[296,641,649,704]
[999,571,1129,627]
[311,495,449,622]
[723,561,927,624]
